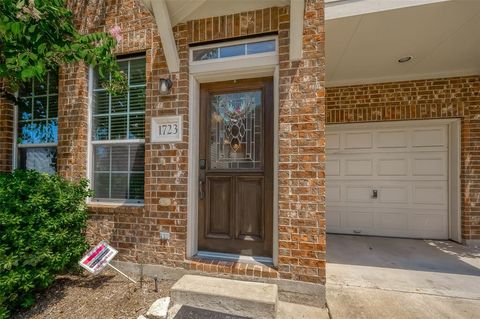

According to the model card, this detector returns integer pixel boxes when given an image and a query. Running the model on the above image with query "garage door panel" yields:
[345,159,373,176]
[342,210,375,229]
[413,156,447,177]
[377,213,409,230]
[412,128,447,148]
[326,185,341,202]
[346,186,373,203]
[326,121,449,239]
[326,209,341,228]
[378,186,409,204]
[376,130,408,148]
[377,158,408,176]
[413,185,447,205]
[345,132,373,149]
[410,213,448,232]
[326,159,340,176]
[326,133,340,150]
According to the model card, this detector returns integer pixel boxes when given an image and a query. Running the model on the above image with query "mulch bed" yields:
[13,269,173,319]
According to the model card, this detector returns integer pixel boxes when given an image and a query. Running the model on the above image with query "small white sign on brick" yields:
[151,115,183,143]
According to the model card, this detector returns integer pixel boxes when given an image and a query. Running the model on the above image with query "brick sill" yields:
[87,202,144,208]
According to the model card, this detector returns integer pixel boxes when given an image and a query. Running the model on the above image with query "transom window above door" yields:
[190,37,277,63]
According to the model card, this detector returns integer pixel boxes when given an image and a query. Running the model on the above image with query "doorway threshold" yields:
[196,250,273,267]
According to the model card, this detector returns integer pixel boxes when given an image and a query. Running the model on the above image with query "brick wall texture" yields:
[1,0,479,288]
[30,0,326,284]
[326,76,480,241]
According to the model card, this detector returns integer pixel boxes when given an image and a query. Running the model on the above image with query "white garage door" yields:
[326,121,449,239]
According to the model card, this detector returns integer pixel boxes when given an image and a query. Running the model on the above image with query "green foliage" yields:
[0,170,92,318]
[0,0,127,95]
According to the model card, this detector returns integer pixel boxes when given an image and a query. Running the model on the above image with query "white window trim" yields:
[87,57,147,205]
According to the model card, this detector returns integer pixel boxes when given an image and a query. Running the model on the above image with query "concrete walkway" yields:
[326,234,480,319]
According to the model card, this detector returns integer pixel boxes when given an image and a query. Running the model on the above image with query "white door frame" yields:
[186,41,280,265]
[325,118,462,242]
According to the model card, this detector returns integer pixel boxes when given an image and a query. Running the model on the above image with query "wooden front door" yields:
[198,77,273,257]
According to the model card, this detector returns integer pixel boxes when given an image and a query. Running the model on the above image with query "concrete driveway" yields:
[326,234,480,319]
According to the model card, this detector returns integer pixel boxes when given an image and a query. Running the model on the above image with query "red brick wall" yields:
[326,76,480,241]
[277,1,326,283]
[0,0,327,284]
[0,80,14,172]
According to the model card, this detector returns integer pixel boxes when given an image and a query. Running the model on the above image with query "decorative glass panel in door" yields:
[209,91,263,170]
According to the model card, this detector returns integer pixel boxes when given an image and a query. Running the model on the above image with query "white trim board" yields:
[187,42,280,264]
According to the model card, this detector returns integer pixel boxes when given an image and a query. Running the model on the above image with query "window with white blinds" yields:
[16,71,58,174]
[91,56,146,203]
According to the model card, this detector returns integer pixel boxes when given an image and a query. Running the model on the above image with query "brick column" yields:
[277,0,326,284]
[57,63,89,181]
[0,80,14,172]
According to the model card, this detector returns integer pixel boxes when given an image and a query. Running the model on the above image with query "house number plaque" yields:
[151,115,183,143]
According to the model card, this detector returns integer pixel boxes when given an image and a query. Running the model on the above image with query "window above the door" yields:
[190,36,277,64]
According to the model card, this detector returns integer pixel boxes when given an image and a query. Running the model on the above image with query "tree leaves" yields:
[0,0,127,94]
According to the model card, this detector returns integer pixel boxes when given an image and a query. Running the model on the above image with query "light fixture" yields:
[159,77,173,95]
[398,56,412,63]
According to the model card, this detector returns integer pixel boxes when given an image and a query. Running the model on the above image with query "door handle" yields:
[372,189,378,199]
[199,180,205,200]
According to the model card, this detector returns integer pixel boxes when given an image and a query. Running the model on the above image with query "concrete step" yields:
[170,275,278,319]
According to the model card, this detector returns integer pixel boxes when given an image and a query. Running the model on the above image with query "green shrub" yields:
[0,170,92,318]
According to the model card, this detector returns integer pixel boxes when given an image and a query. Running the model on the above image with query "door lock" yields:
[372,189,378,199]
[199,180,205,200]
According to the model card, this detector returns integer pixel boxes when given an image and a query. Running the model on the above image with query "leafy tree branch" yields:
[0,0,127,98]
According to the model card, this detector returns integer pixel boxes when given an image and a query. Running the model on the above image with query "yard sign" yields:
[79,240,117,273]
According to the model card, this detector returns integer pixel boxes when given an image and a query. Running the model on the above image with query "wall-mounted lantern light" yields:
[159,77,173,95]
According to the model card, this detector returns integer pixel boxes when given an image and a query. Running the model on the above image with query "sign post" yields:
[79,241,137,284]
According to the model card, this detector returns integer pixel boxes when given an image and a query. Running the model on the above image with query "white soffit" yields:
[165,0,290,26]
[326,0,480,86]
[325,0,451,20]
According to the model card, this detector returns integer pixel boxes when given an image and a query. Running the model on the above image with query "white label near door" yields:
[151,115,183,143]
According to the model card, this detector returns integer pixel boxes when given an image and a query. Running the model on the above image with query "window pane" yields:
[48,95,58,118]
[93,91,109,115]
[18,120,58,144]
[130,144,145,171]
[93,173,110,198]
[33,97,48,119]
[193,48,218,61]
[111,92,128,114]
[18,97,32,121]
[20,81,33,97]
[129,113,144,139]
[18,147,56,174]
[129,87,145,112]
[94,145,110,171]
[110,115,127,139]
[219,44,245,58]
[111,145,129,171]
[247,40,276,55]
[111,173,128,199]
[129,58,146,85]
[93,116,109,140]
[119,61,129,76]
[129,173,144,199]
[34,78,48,95]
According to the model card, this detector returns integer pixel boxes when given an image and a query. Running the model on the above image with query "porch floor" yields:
[326,234,480,318]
